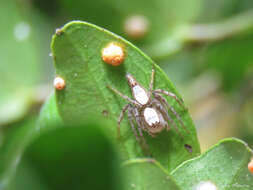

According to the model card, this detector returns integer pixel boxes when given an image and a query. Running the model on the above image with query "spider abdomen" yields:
[143,107,164,133]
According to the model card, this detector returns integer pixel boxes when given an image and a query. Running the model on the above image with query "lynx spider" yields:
[108,66,187,152]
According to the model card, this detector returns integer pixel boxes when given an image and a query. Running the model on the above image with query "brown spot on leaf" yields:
[102,110,109,117]
[184,144,193,153]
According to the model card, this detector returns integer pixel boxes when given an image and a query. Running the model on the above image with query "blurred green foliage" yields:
[1,0,253,189]
[10,125,121,190]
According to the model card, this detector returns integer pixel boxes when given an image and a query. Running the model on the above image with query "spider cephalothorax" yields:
[108,66,187,153]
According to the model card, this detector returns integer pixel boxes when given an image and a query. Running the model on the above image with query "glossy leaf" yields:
[171,138,253,190]
[51,21,200,171]
[0,94,61,189]
[0,117,37,189]
[123,158,180,190]
[8,122,122,190]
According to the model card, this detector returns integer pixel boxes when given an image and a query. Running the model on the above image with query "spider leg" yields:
[146,130,156,138]
[131,107,151,156]
[136,115,156,138]
[107,85,140,107]
[117,104,130,138]
[154,93,189,134]
[148,65,155,98]
[151,99,184,139]
[153,89,185,108]
[127,106,141,144]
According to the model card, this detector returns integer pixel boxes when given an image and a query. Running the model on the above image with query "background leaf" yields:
[196,0,253,22]
[57,0,202,47]
[123,158,180,190]
[0,117,37,189]
[198,35,253,92]
[171,138,253,190]
[8,123,122,190]
[0,1,40,125]
[0,94,60,189]
[0,0,54,126]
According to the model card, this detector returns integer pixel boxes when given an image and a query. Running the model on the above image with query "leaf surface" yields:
[51,21,200,171]
[123,158,180,190]
[10,123,122,190]
[171,138,253,190]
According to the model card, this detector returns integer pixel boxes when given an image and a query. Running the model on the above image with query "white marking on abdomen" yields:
[133,85,149,105]
[144,107,160,126]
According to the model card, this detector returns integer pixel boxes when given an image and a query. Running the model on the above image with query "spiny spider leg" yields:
[153,89,185,108]
[107,85,140,107]
[117,104,130,138]
[152,99,184,139]
[148,65,155,98]
[131,107,151,155]
[145,127,156,138]
[127,107,141,144]
[154,93,189,134]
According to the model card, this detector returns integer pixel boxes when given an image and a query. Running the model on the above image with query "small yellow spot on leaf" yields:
[102,42,125,66]
[54,76,65,90]
[55,28,63,36]
[248,158,253,174]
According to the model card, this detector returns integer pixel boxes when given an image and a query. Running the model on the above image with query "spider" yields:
[107,66,187,153]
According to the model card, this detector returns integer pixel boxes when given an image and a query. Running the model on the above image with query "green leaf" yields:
[171,138,253,190]
[37,93,63,133]
[0,1,45,126]
[123,158,180,190]
[199,35,253,91]
[1,95,122,190]
[0,0,52,126]
[0,117,37,189]
[9,123,122,190]
[0,94,60,189]
[51,21,200,171]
